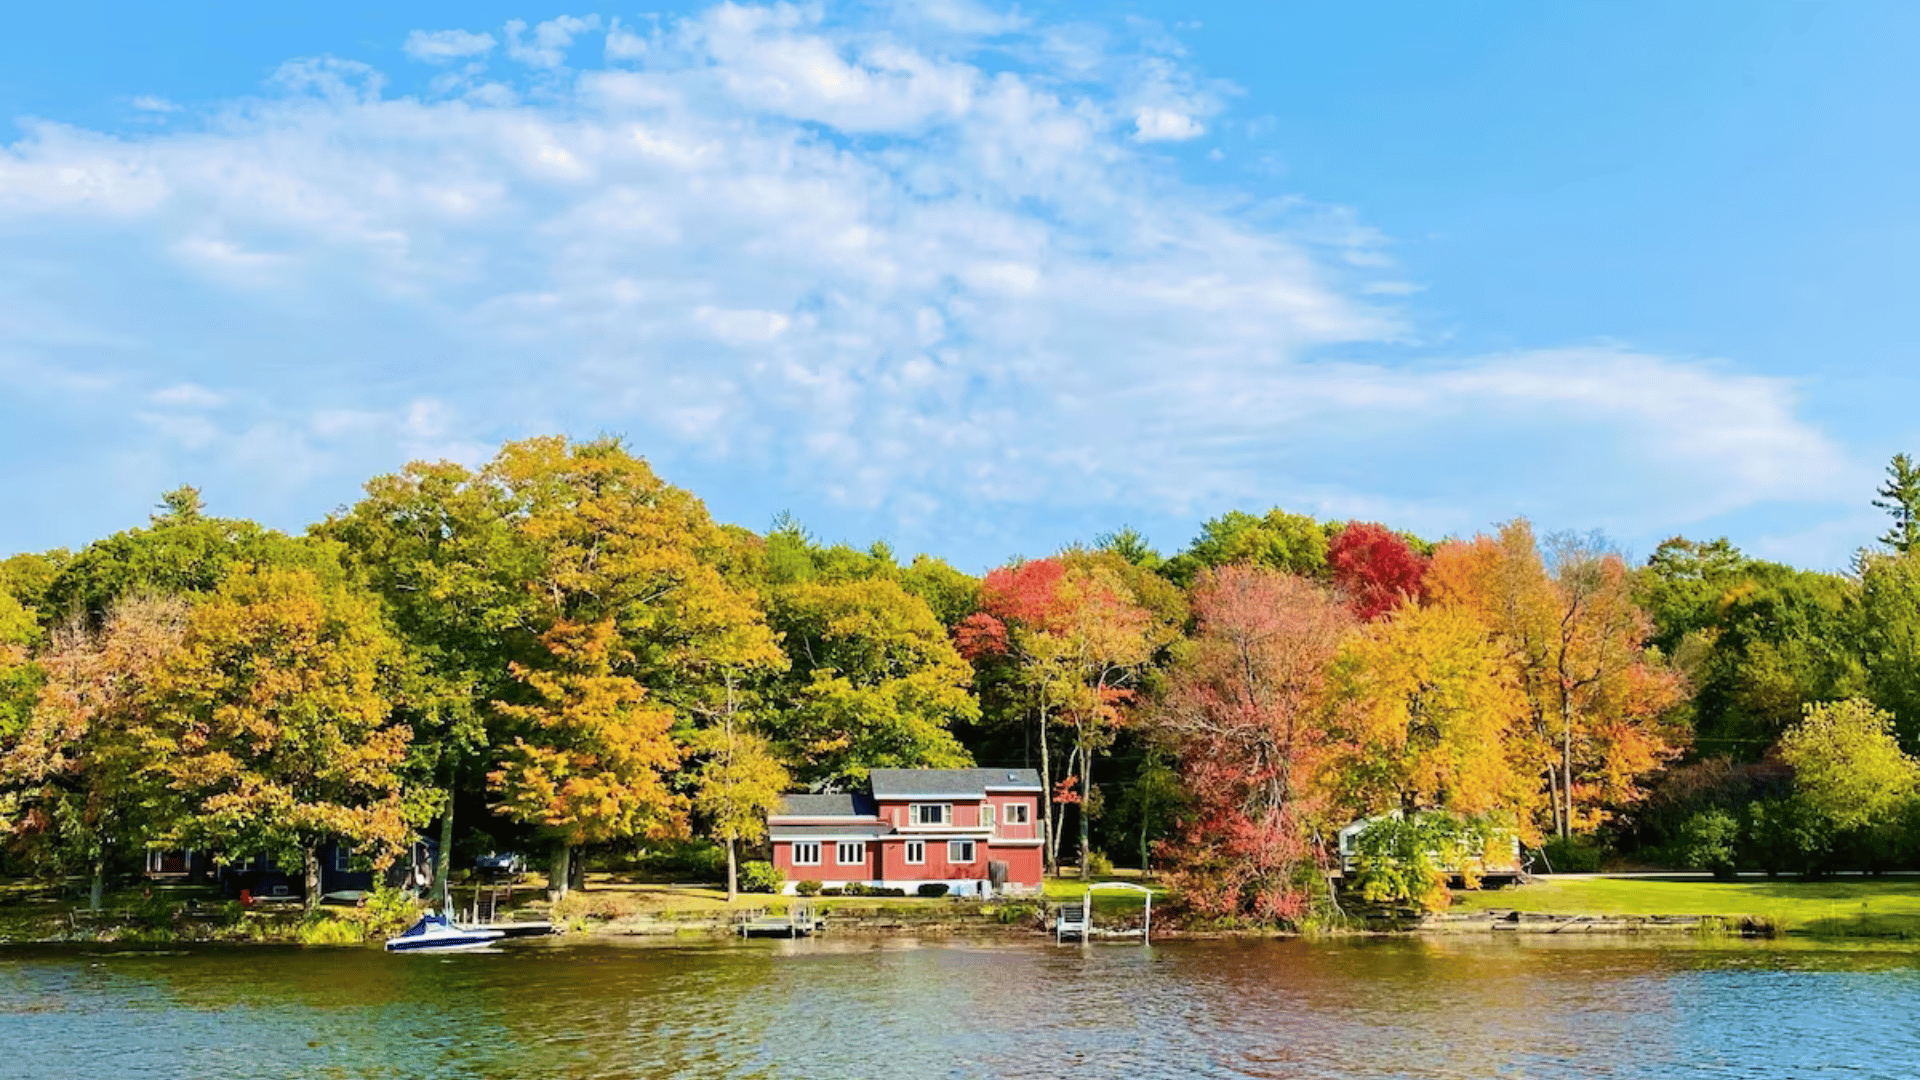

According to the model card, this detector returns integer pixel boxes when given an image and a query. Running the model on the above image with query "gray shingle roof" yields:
[774,793,878,818]
[867,768,1043,798]
[768,823,894,839]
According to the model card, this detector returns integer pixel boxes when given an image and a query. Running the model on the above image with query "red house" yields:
[768,768,1045,897]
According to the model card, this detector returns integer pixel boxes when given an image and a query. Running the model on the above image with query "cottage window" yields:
[793,842,821,866]
[1004,803,1031,825]
[912,804,951,826]
[949,840,976,864]
[905,841,925,864]
[836,842,865,866]
[332,845,353,873]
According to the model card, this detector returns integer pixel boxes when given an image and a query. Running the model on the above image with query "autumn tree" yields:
[1323,603,1532,824]
[483,437,784,899]
[490,619,683,897]
[1150,566,1353,921]
[958,554,1175,876]
[686,709,789,901]
[152,566,416,911]
[1,596,184,908]
[1327,521,1429,621]
[1428,521,1686,838]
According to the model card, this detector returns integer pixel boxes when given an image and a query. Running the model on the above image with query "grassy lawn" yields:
[1451,876,1920,938]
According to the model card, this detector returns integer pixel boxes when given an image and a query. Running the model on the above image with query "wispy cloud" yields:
[0,1,1858,567]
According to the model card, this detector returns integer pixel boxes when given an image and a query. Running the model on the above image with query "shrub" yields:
[820,887,845,897]
[739,861,784,894]
[1086,851,1115,878]
[1677,809,1741,879]
[916,883,950,898]
[1539,836,1603,874]
[794,880,823,896]
[993,902,1036,924]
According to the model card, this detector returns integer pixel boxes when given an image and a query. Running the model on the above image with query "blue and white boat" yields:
[384,913,505,953]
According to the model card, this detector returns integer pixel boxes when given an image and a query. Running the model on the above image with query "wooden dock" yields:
[736,906,820,938]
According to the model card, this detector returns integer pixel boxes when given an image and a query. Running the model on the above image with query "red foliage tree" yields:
[1150,565,1355,922]
[1328,522,1429,621]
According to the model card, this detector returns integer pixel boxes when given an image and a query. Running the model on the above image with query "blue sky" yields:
[2,0,1915,571]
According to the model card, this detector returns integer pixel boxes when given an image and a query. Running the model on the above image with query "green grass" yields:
[1043,875,1165,917]
[1451,876,1920,939]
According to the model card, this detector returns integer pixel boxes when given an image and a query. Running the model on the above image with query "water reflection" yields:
[1,937,1918,1079]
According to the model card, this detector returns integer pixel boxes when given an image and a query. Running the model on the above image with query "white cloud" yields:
[131,95,181,113]
[1132,105,1202,142]
[0,2,1858,567]
[404,29,499,63]
[504,15,601,69]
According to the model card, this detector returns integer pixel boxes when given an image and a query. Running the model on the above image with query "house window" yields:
[981,804,996,828]
[949,840,976,864]
[836,842,865,866]
[1004,803,1031,825]
[912,804,951,825]
[332,845,353,873]
[905,841,925,865]
[793,842,821,866]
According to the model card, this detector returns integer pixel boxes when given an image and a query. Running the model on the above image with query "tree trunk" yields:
[726,837,738,903]
[1561,714,1574,840]
[1139,807,1150,877]
[1078,735,1093,882]
[1037,694,1055,876]
[302,845,321,914]
[433,785,455,911]
[570,847,585,893]
[89,851,106,912]
[548,842,571,903]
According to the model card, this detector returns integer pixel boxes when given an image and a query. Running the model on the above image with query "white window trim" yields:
[332,845,352,873]
[910,803,952,826]
[1004,803,1031,825]
[982,804,996,828]
[792,842,821,866]
[836,842,865,866]
[904,841,925,865]
[949,840,976,864]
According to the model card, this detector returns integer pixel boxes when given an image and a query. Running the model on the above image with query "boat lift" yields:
[1055,882,1153,944]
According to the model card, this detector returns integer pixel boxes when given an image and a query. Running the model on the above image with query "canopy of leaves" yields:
[1328,521,1429,621]
[1780,698,1918,837]
[768,577,977,787]
[1163,509,1332,585]
[151,566,417,868]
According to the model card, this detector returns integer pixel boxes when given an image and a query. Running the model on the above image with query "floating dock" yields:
[736,906,820,938]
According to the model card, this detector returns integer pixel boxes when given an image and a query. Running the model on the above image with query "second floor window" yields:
[1003,803,1031,825]
[912,803,951,825]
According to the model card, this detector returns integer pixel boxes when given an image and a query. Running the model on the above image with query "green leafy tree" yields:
[768,578,976,788]
[1858,553,1920,748]
[1779,698,1918,870]
[687,710,789,901]
[1163,509,1332,585]
[1875,453,1920,554]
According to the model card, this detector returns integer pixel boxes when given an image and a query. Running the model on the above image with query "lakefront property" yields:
[768,768,1046,896]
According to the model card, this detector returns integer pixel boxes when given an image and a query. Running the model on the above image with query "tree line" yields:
[2,437,1919,920]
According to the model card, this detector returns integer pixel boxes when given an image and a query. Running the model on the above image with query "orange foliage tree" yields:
[1427,520,1686,837]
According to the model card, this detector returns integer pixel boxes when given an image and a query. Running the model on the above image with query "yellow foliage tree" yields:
[151,567,415,911]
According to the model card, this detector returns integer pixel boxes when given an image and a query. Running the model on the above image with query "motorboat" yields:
[384,912,505,953]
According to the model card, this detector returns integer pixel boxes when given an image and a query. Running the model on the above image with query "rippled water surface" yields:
[3,935,1918,1079]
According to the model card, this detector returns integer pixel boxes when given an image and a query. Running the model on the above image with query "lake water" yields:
[2,935,1917,1079]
